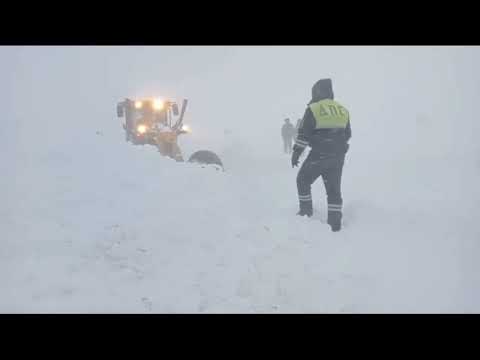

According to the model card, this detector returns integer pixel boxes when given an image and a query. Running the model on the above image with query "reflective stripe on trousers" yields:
[328,203,342,212]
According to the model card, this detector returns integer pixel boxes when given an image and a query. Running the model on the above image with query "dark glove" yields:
[291,150,301,168]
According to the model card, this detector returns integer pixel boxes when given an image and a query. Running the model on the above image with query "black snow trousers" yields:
[296,152,345,229]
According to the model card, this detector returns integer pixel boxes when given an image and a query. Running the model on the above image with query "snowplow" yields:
[116,97,223,170]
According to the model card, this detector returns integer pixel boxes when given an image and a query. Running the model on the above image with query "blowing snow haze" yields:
[1,46,480,313]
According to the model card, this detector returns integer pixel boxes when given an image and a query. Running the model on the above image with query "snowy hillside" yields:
[1,46,480,313]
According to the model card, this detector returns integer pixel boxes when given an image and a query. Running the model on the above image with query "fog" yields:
[1,46,479,312]
[4,46,480,158]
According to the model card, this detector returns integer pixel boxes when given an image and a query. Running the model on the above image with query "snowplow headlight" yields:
[137,124,147,134]
[181,124,190,133]
[153,99,164,111]
[135,101,143,109]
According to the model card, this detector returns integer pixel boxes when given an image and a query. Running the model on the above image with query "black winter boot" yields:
[327,211,342,232]
[297,201,313,217]
[297,208,313,217]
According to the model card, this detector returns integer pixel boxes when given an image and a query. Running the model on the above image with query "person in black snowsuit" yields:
[281,118,296,154]
[295,118,302,131]
[291,79,351,232]
[295,118,302,140]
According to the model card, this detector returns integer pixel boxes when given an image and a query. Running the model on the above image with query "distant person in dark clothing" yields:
[281,118,296,154]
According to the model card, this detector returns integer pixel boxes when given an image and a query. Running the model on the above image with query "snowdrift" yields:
[1,46,479,312]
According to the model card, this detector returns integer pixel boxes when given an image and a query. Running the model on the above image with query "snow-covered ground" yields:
[2,46,480,313]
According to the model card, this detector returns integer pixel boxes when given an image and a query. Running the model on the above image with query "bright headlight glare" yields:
[181,124,190,132]
[137,124,147,134]
[135,101,143,109]
[153,99,164,110]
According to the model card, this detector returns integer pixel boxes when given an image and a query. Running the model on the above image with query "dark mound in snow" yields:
[188,150,224,170]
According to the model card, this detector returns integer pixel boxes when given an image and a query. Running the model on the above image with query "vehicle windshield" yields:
[132,106,168,127]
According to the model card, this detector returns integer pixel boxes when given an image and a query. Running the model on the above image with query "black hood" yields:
[309,78,334,104]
